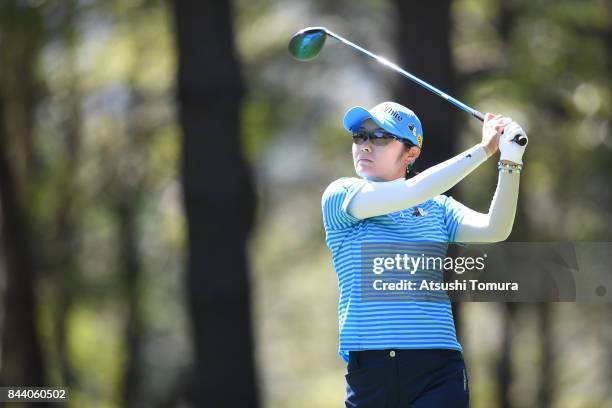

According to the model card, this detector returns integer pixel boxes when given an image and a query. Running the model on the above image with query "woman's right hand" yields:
[481,113,509,158]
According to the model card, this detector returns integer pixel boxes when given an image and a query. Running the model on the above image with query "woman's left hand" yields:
[499,121,528,165]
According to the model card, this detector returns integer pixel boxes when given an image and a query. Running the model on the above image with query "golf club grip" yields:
[513,134,528,146]
[475,110,527,146]
[473,110,486,122]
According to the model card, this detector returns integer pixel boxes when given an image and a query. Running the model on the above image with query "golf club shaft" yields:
[325,29,486,122]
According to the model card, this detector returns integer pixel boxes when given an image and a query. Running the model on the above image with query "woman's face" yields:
[352,119,420,181]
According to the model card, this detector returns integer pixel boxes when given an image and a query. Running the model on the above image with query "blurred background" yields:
[0,0,610,407]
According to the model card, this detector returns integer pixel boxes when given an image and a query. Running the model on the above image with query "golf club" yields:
[288,26,528,146]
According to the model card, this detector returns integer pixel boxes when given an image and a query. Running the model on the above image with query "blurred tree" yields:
[495,5,520,406]
[393,0,459,169]
[172,1,259,407]
[391,0,467,341]
[497,303,514,408]
[0,1,46,391]
[457,0,612,405]
[51,0,82,391]
[113,88,147,408]
[537,303,552,408]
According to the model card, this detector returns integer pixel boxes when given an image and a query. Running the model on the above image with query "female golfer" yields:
[321,101,527,408]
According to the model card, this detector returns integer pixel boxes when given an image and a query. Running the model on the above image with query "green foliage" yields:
[242,93,277,162]
[1,0,610,406]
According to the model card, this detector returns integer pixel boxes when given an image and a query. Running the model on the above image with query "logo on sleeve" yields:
[412,207,428,217]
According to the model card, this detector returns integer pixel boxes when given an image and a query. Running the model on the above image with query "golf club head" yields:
[288,27,328,61]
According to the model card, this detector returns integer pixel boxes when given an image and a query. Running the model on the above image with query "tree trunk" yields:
[53,10,81,388]
[536,303,552,408]
[172,1,259,407]
[392,0,465,342]
[498,303,515,408]
[392,0,458,170]
[118,88,148,408]
[0,2,46,391]
[0,101,46,390]
[117,195,144,408]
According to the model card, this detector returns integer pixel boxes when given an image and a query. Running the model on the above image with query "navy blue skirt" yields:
[345,349,469,408]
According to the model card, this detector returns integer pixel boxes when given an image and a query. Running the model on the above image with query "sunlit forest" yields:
[0,0,610,407]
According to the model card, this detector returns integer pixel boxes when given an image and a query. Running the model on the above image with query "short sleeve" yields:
[435,195,473,243]
[321,177,367,231]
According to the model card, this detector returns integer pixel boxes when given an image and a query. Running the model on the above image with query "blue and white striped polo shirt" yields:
[321,177,471,363]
